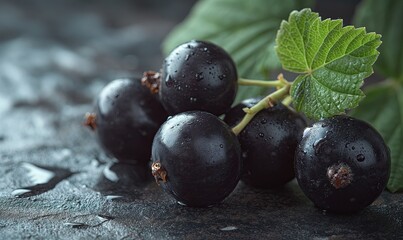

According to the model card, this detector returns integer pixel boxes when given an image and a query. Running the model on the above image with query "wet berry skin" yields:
[159,40,238,116]
[224,100,307,188]
[95,78,168,163]
[295,115,390,213]
[151,111,241,207]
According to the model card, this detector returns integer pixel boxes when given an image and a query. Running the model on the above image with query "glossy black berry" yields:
[151,111,241,207]
[94,78,168,163]
[295,115,390,213]
[224,100,307,188]
[159,40,238,116]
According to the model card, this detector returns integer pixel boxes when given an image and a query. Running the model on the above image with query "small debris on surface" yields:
[220,226,238,231]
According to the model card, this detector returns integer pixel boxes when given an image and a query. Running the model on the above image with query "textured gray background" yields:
[0,1,402,239]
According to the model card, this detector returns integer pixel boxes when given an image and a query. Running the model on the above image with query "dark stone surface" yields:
[0,1,402,239]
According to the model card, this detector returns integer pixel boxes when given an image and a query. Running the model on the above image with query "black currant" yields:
[295,115,390,213]
[224,100,307,188]
[92,78,168,163]
[159,40,238,116]
[151,111,242,207]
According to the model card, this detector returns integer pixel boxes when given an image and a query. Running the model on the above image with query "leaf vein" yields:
[310,73,362,97]
[311,21,340,68]
[312,34,379,73]
[282,26,307,69]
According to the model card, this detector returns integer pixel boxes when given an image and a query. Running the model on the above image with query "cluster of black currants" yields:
[86,40,390,213]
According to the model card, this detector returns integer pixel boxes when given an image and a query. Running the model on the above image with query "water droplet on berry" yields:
[313,138,330,155]
[195,72,204,81]
[219,144,223,148]
[185,54,190,61]
[242,152,248,158]
[218,74,226,80]
[258,132,264,138]
[260,119,267,124]
[190,97,197,103]
[203,47,208,52]
[166,75,174,88]
[356,154,365,162]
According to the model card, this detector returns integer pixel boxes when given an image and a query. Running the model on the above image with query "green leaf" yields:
[351,81,403,192]
[354,0,403,81]
[162,0,313,102]
[276,8,381,120]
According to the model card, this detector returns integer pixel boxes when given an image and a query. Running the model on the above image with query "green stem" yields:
[238,78,287,88]
[232,84,291,135]
[282,95,293,106]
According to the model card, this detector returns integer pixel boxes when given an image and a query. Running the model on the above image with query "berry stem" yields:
[282,95,293,106]
[238,74,289,88]
[238,78,285,88]
[232,84,291,135]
